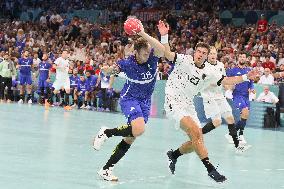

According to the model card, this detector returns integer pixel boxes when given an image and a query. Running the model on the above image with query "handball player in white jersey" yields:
[49,50,72,110]
[158,21,258,183]
[200,46,251,152]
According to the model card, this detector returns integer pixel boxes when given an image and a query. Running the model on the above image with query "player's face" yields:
[86,72,91,78]
[208,49,217,64]
[136,45,151,64]
[238,54,247,65]
[73,69,78,75]
[80,76,85,81]
[194,47,208,66]
[24,51,29,57]
[62,51,69,59]
[42,54,48,60]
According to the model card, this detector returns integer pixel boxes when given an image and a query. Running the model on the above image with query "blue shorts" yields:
[38,79,48,88]
[233,95,250,110]
[19,75,32,85]
[120,97,151,124]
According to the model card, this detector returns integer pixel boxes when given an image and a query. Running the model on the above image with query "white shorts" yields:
[53,77,70,91]
[203,97,233,120]
[165,94,201,129]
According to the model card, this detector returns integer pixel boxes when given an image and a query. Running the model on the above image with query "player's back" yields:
[117,50,159,100]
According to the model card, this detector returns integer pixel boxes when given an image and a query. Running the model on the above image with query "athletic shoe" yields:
[208,169,227,183]
[167,149,177,175]
[18,99,23,104]
[235,144,252,154]
[71,103,77,108]
[28,99,33,104]
[97,167,118,181]
[64,105,72,111]
[86,105,91,110]
[93,127,109,150]
[225,133,234,144]
[239,135,247,145]
[105,108,110,112]
[80,104,86,109]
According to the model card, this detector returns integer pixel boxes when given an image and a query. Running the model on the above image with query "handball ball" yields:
[124,18,142,35]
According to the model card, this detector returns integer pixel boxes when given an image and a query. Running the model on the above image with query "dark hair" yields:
[134,37,149,52]
[195,42,210,53]
[238,51,247,57]
[86,70,92,74]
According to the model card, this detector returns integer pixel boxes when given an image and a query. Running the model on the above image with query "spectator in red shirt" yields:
[95,63,103,75]
[257,14,268,33]
[83,59,94,74]
[262,55,276,71]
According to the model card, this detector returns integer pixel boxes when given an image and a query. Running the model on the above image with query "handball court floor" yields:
[0,103,284,189]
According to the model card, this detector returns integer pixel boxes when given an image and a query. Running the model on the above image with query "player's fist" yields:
[124,17,143,35]
[247,70,260,80]
[157,20,169,36]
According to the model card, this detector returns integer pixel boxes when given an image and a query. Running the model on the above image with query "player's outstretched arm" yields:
[157,20,175,61]
[219,70,259,86]
[137,21,165,57]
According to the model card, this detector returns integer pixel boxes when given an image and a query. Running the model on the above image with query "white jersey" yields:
[165,54,223,127]
[165,54,221,100]
[54,57,69,80]
[201,60,226,100]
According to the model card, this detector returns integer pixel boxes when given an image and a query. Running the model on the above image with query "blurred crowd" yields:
[0,0,284,108]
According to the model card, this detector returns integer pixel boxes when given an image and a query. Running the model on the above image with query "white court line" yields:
[276,169,284,171]
[240,170,249,172]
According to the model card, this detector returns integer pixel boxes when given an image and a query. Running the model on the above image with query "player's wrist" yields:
[242,74,249,81]
[161,34,169,44]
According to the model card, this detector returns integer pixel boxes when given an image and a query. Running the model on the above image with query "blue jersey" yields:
[70,75,79,88]
[117,49,159,100]
[86,75,98,89]
[39,61,51,81]
[18,58,33,76]
[15,35,26,54]
[77,80,90,92]
[226,67,254,97]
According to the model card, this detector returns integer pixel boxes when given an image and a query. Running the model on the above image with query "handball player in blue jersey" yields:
[226,52,255,144]
[38,53,52,104]
[69,68,79,107]
[76,75,91,108]
[92,20,165,181]
[17,50,33,104]
[85,70,99,110]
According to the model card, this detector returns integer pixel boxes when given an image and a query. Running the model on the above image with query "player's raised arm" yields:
[157,20,175,61]
[124,18,165,57]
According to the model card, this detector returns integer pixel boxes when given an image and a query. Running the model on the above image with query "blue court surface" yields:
[0,103,284,189]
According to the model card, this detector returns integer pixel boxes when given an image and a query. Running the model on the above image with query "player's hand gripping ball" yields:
[124,18,142,35]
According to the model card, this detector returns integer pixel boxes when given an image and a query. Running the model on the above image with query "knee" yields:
[242,108,249,119]
[225,115,235,124]
[212,118,222,128]
[132,124,145,137]
[124,137,136,144]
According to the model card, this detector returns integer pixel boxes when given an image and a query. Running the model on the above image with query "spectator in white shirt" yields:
[257,86,279,104]
[258,68,274,85]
